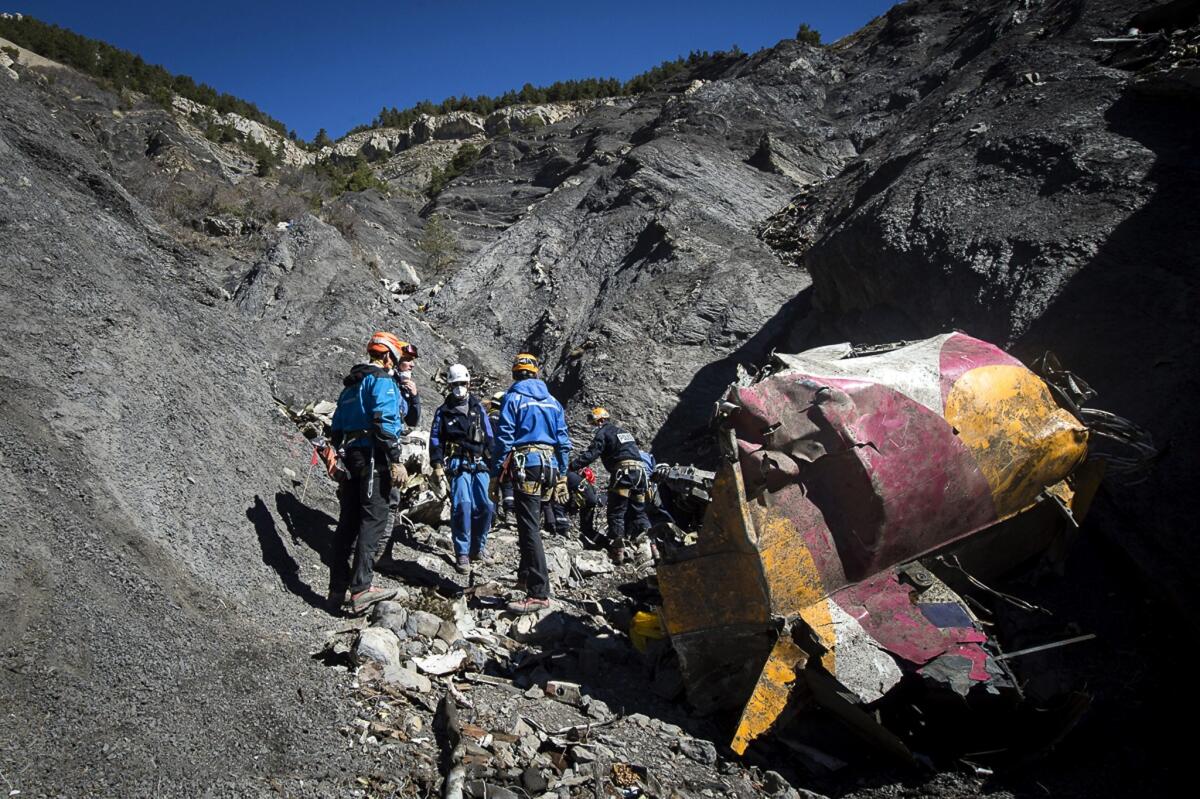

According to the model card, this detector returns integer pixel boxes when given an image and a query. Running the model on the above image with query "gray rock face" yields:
[0,59,393,796]
[678,736,718,766]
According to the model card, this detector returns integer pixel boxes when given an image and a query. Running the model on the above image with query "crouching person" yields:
[430,364,495,573]
[328,331,407,616]
[570,406,647,564]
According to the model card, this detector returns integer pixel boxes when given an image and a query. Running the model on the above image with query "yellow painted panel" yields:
[798,598,837,673]
[731,636,808,754]
[944,365,1088,519]
[696,461,759,554]
[749,503,829,616]
[659,552,771,637]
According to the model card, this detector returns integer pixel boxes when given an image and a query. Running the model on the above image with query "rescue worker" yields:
[393,341,421,427]
[328,331,407,615]
[570,468,602,547]
[492,353,571,614]
[429,364,495,573]
[487,391,515,522]
[569,407,647,564]
[541,467,600,541]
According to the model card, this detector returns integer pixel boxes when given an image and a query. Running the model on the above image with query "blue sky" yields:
[13,1,898,139]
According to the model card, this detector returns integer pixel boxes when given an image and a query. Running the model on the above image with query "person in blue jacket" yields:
[328,331,408,616]
[492,353,572,614]
[429,364,495,573]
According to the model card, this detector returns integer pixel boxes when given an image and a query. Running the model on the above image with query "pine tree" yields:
[418,214,459,273]
[796,23,822,45]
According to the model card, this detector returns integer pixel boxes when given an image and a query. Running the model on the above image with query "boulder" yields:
[406,609,444,639]
[383,664,432,693]
[370,602,408,631]
[355,628,400,669]
[678,737,718,766]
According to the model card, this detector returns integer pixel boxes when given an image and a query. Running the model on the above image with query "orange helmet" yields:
[367,331,414,363]
[512,352,539,376]
[590,407,610,423]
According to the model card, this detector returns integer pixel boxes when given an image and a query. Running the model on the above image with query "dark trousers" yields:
[579,504,597,544]
[542,500,569,536]
[331,447,391,596]
[624,499,651,538]
[606,464,648,544]
[607,490,642,543]
[514,465,551,599]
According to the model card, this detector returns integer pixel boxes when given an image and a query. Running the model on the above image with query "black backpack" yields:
[442,396,488,454]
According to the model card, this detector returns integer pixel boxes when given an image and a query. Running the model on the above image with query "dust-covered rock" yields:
[406,610,444,639]
[355,628,401,669]
[573,550,614,576]
[678,737,718,766]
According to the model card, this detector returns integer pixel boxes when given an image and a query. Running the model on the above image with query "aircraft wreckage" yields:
[657,332,1140,763]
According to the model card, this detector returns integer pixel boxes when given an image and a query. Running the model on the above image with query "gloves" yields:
[389,462,408,486]
[431,464,448,497]
[489,478,501,504]
[553,476,569,505]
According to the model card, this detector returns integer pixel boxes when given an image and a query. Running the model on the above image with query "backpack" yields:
[442,396,488,454]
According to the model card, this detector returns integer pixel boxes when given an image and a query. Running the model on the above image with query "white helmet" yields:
[447,363,470,384]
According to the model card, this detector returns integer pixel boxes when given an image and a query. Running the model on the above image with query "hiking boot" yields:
[471,547,494,565]
[506,596,551,615]
[349,586,397,616]
[455,554,471,574]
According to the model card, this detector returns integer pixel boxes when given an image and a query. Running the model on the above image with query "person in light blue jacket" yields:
[328,331,410,616]
[492,353,571,614]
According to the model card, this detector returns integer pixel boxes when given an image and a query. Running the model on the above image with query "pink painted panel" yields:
[937,332,1023,409]
[833,573,988,668]
[730,374,997,585]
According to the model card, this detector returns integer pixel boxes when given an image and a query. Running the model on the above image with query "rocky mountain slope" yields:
[2,0,1198,795]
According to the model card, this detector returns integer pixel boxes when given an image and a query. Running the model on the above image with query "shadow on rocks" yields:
[247,494,326,612]
[376,555,464,598]
[651,288,813,466]
[508,605,725,754]
[275,490,339,570]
